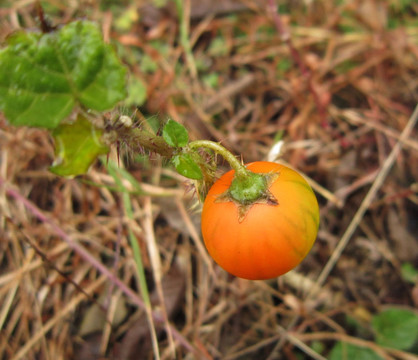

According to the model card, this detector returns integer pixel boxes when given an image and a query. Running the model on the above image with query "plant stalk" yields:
[188,140,248,178]
[106,126,176,158]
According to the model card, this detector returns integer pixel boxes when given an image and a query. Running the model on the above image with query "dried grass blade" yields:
[313,104,418,291]
[142,196,176,358]
[107,162,161,359]
[11,276,107,360]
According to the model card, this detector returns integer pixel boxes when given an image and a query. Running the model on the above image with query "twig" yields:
[298,332,417,360]
[175,0,197,78]
[107,161,161,359]
[142,196,176,358]
[175,197,215,277]
[267,104,418,358]
[266,0,307,74]
[313,104,418,290]
[266,0,328,127]
[276,326,328,360]
[335,107,418,152]
[8,219,109,315]
[12,276,108,360]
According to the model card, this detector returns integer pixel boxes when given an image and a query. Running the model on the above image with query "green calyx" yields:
[216,170,279,222]
[229,171,268,204]
[188,140,280,218]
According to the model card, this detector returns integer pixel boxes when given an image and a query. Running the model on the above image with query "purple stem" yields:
[0,177,201,357]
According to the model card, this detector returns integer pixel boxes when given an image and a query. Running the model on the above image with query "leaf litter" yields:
[0,0,417,359]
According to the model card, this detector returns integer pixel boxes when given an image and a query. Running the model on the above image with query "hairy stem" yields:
[105,126,176,158]
[188,140,248,178]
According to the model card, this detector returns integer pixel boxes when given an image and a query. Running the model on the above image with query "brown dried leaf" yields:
[78,292,128,337]
[357,0,388,30]
[388,208,418,262]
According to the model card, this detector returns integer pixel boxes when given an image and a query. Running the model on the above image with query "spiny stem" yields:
[188,140,248,178]
[105,126,175,158]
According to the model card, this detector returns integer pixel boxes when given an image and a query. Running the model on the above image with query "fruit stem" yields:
[104,126,176,158]
[188,140,249,179]
[188,140,271,204]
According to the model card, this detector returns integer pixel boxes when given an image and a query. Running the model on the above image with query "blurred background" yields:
[0,0,417,359]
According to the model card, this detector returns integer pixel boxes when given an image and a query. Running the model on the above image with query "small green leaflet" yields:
[50,115,109,177]
[0,21,127,129]
[163,119,189,148]
[172,154,202,180]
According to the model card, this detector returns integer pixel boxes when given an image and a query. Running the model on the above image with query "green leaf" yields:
[401,262,418,284]
[276,58,292,74]
[208,37,228,57]
[140,53,158,73]
[0,20,127,129]
[162,119,189,148]
[123,76,147,107]
[329,342,383,360]
[172,154,202,180]
[372,308,418,350]
[50,115,109,177]
[114,6,138,32]
[203,73,219,89]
